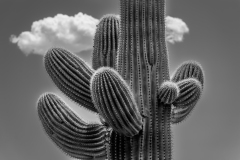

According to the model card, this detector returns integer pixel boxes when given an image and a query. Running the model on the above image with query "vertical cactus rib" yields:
[110,131,126,159]
[90,67,143,137]
[158,0,170,81]
[159,104,172,160]
[92,14,120,70]
[158,81,180,104]
[171,78,202,124]
[44,48,97,113]
[37,93,107,160]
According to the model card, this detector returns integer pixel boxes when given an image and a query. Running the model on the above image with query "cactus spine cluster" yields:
[37,0,205,160]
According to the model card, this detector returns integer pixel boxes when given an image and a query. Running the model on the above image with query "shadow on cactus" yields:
[37,0,205,159]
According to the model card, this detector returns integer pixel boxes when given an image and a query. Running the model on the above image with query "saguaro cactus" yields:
[37,1,204,160]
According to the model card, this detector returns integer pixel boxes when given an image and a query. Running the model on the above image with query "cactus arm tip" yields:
[44,47,98,113]
[158,81,180,104]
[90,67,143,137]
[92,14,120,70]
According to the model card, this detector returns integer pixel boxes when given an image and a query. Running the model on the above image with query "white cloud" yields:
[10,12,99,56]
[10,13,188,56]
[165,16,189,43]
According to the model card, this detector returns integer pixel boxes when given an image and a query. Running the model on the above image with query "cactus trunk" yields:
[113,0,172,159]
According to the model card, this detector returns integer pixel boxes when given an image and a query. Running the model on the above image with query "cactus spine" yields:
[37,0,205,160]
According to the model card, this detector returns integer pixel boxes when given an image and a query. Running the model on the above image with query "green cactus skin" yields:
[92,14,120,70]
[44,48,97,113]
[37,0,205,159]
[37,93,108,159]
[158,81,179,104]
[90,67,142,137]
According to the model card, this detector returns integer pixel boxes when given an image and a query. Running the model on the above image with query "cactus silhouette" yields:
[37,0,204,160]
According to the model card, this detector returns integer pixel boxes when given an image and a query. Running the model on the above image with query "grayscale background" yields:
[0,0,239,160]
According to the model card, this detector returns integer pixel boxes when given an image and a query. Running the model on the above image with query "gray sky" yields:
[0,0,240,160]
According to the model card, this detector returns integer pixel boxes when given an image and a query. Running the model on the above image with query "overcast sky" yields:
[1,0,240,160]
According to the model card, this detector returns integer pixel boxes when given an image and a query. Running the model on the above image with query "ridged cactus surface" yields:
[37,0,205,160]
[37,93,108,159]
[158,81,179,104]
[92,15,119,70]
[90,67,142,137]
[44,48,96,113]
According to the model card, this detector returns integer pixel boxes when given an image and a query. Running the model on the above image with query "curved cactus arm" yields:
[171,61,204,87]
[90,67,143,137]
[44,48,97,113]
[158,81,180,104]
[92,14,120,70]
[171,78,202,124]
[37,93,109,160]
[170,61,204,124]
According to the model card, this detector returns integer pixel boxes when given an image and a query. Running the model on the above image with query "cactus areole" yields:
[37,0,204,160]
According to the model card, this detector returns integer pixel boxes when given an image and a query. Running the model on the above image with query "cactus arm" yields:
[171,78,202,124]
[171,61,204,87]
[44,48,98,113]
[90,67,143,137]
[92,15,120,70]
[37,93,108,160]
[170,61,204,124]
[158,81,180,104]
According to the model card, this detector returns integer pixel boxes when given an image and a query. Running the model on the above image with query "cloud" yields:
[165,16,189,43]
[10,13,188,56]
[10,12,99,56]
